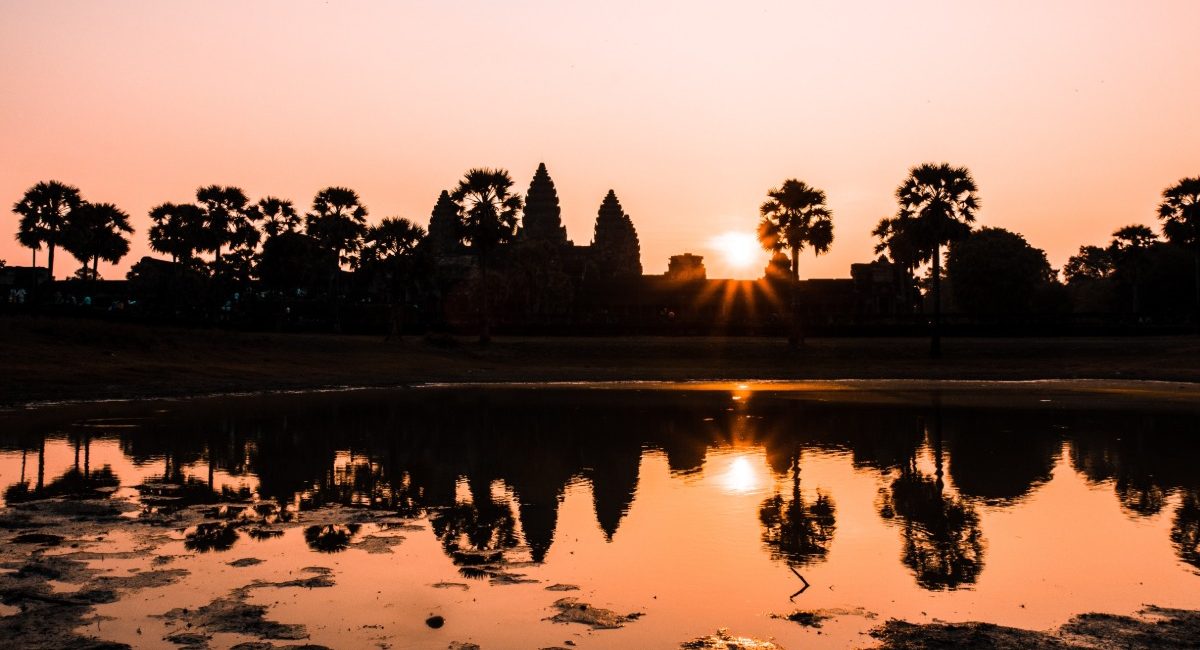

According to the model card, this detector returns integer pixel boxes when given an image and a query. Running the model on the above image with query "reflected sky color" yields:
[2,1,1199,280]
[1,386,1198,647]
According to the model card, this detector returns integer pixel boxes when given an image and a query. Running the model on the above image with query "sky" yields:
[2,0,1198,280]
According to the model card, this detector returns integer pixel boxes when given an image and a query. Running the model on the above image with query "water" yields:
[1,384,1198,648]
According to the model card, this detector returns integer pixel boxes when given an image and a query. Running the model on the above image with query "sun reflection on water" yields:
[720,454,763,494]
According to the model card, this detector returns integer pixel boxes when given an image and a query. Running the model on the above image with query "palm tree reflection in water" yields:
[759,445,837,567]
[878,409,985,590]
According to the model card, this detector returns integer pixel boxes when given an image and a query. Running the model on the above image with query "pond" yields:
[1,383,1198,648]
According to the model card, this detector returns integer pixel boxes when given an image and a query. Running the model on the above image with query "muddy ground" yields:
[4,316,1200,405]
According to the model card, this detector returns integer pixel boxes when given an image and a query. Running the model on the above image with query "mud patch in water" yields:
[871,605,1200,649]
[158,588,309,641]
[547,597,643,629]
[680,628,783,649]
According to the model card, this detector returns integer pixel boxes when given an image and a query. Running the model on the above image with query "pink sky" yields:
[2,0,1198,280]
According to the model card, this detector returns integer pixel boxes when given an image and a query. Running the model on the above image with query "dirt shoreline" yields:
[3,316,1200,407]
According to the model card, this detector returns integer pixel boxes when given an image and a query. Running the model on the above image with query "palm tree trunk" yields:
[30,248,38,305]
[1193,247,1200,334]
[92,256,99,283]
[791,443,801,502]
[479,252,491,344]
[47,238,56,282]
[931,398,944,490]
[788,252,800,348]
[37,438,45,491]
[330,255,342,333]
[931,242,942,359]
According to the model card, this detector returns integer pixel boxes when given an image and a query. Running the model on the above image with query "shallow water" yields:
[1,384,1198,648]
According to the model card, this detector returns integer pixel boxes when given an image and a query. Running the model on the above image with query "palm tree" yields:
[14,215,44,293]
[195,185,257,272]
[894,163,979,358]
[12,180,82,281]
[757,179,834,347]
[365,217,425,261]
[305,187,368,270]
[61,202,134,281]
[257,196,301,239]
[148,202,206,265]
[450,168,522,343]
[306,187,368,330]
[1109,225,1157,316]
[363,217,427,339]
[1158,177,1200,325]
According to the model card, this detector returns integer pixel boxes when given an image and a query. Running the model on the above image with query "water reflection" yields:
[878,412,985,590]
[1,387,1198,591]
[1172,489,1200,573]
[759,447,836,566]
[431,479,521,570]
[721,455,762,494]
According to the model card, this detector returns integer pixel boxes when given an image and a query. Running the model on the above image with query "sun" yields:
[710,231,764,274]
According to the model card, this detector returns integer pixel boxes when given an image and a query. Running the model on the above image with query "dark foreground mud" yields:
[870,606,1200,649]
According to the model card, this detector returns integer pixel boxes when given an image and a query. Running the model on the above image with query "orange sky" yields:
[2,1,1198,280]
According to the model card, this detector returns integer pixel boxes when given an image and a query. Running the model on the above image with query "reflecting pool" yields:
[1,383,1198,648]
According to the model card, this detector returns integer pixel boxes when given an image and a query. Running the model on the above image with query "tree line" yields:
[8,164,1200,348]
[756,165,1199,354]
[8,165,644,340]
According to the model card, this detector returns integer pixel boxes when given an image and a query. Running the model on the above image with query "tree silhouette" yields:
[195,185,258,272]
[450,168,522,343]
[427,190,464,255]
[945,227,1055,315]
[61,202,134,281]
[12,180,82,280]
[306,187,369,270]
[872,214,922,309]
[256,230,325,298]
[14,213,44,277]
[256,196,300,239]
[757,179,834,347]
[758,447,836,566]
[1157,177,1200,325]
[521,162,568,246]
[894,163,979,357]
[148,202,206,265]
[1109,225,1158,315]
[362,217,427,339]
[1064,245,1114,282]
[591,190,642,280]
[763,251,790,281]
[305,187,368,328]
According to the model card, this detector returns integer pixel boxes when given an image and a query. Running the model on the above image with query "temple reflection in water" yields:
[2,386,1198,590]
